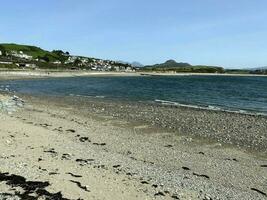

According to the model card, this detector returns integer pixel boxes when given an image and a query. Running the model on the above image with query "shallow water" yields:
[1,75,266,115]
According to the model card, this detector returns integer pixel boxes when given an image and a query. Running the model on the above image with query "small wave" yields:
[69,94,105,99]
[154,99,267,116]
[208,105,222,111]
[95,96,105,98]
[155,99,202,109]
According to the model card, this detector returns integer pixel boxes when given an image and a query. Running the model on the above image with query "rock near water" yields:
[0,95,24,114]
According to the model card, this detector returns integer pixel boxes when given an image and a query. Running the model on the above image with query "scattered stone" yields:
[171,194,180,199]
[67,172,82,178]
[164,144,173,148]
[70,180,90,192]
[204,194,213,200]
[48,172,59,176]
[40,123,51,128]
[79,137,90,142]
[66,129,76,133]
[95,164,106,169]
[182,167,190,171]
[226,158,238,162]
[193,172,210,179]
[130,156,138,161]
[53,127,63,132]
[62,153,71,160]
[251,188,266,196]
[75,158,94,166]
[126,172,133,176]
[43,148,57,157]
[93,142,106,146]
[140,181,149,184]
[154,191,165,196]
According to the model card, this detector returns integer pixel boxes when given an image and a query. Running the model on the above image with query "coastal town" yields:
[0,45,136,72]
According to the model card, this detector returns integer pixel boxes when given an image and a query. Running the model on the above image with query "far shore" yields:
[0,69,266,80]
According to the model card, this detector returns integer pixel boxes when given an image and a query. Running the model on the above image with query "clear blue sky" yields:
[1,0,267,68]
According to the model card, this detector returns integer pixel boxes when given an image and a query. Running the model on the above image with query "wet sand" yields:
[0,93,266,200]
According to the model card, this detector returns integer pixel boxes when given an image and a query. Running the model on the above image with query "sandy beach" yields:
[0,90,266,200]
[1,1,267,199]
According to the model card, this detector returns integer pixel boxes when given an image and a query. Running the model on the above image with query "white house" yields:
[9,50,33,60]
[25,63,37,68]
[52,60,61,65]
[0,51,2,56]
[0,61,12,65]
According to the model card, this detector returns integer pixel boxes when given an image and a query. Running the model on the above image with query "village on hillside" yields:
[0,47,136,72]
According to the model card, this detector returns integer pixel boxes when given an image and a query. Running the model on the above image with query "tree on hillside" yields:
[52,50,65,55]
[38,55,50,62]
[74,58,82,66]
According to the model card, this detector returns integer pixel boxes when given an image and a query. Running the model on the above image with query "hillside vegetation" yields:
[0,43,132,71]
[142,60,225,73]
[0,43,65,62]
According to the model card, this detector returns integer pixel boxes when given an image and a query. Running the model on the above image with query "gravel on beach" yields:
[47,95,267,153]
[0,93,266,200]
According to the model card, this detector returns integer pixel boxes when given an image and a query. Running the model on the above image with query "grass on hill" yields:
[0,43,68,62]
[142,66,225,73]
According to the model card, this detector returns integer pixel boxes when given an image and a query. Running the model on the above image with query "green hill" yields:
[0,43,132,70]
[0,43,67,62]
[145,60,191,69]
[142,60,225,73]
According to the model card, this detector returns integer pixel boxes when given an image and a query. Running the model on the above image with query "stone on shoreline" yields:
[0,94,24,114]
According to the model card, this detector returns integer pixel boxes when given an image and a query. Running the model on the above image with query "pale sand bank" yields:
[0,70,266,81]
[0,94,266,199]
[0,70,139,80]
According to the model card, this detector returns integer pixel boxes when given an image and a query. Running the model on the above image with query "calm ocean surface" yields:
[1,75,267,115]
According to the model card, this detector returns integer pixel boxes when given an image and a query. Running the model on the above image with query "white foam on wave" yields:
[155,99,204,109]
[154,99,267,116]
[95,96,105,98]
[69,94,105,99]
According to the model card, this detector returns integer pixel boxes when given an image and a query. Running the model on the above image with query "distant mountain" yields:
[145,59,191,68]
[248,66,267,71]
[131,61,144,68]
[142,59,224,73]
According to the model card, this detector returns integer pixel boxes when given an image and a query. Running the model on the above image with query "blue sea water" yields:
[0,75,267,115]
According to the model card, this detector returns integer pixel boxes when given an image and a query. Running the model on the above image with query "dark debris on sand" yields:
[0,172,70,200]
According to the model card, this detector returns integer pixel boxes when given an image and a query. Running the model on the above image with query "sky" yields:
[1,0,267,68]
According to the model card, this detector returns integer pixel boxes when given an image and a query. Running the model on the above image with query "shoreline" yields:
[0,75,266,153]
[0,93,267,199]
[4,92,267,153]
[0,70,266,81]
[0,74,267,199]
[31,94,267,153]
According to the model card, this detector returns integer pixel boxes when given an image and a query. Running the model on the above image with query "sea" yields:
[0,75,266,115]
